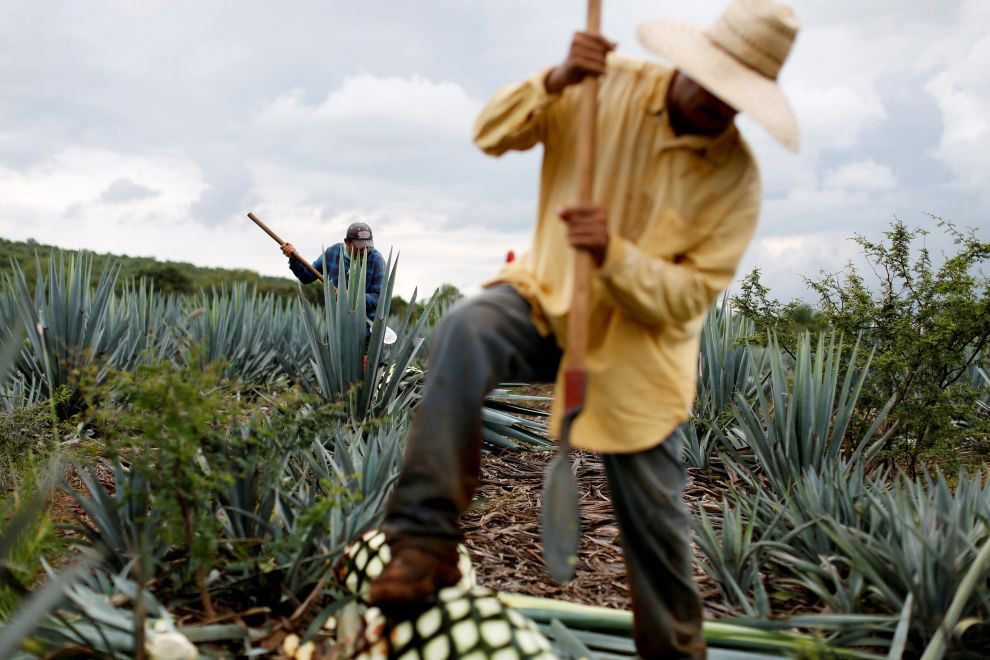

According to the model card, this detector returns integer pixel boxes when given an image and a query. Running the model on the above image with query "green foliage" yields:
[733,270,828,348]
[0,391,70,493]
[0,470,60,619]
[734,219,990,471]
[132,264,194,295]
[86,359,254,613]
[0,235,309,301]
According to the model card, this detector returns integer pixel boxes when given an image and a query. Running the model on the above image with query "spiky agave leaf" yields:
[698,297,763,418]
[695,495,775,617]
[818,469,990,650]
[757,460,890,618]
[0,560,95,659]
[6,253,124,397]
[62,461,168,573]
[108,277,182,371]
[298,250,436,420]
[0,461,104,659]
[272,423,406,594]
[20,567,246,659]
[181,283,283,386]
[678,417,722,469]
[725,332,893,494]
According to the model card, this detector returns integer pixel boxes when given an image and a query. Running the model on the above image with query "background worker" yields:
[282,221,386,326]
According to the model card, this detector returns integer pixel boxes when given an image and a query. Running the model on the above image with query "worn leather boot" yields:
[368,540,461,613]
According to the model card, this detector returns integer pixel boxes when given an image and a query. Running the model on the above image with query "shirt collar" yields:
[647,69,739,166]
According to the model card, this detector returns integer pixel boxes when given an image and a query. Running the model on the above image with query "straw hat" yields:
[637,0,800,152]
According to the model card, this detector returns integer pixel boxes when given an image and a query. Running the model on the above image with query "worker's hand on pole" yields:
[545,31,616,95]
[559,204,609,267]
[281,242,310,267]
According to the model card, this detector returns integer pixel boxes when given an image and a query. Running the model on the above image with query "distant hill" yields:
[0,236,321,302]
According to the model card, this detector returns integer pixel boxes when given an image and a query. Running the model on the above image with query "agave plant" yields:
[678,417,737,470]
[726,332,893,494]
[965,354,989,419]
[6,254,124,398]
[2,254,181,404]
[274,422,405,591]
[695,495,776,617]
[110,277,182,371]
[272,297,315,385]
[298,249,436,420]
[820,469,990,650]
[63,461,169,574]
[181,283,285,386]
[760,460,889,617]
[697,298,763,420]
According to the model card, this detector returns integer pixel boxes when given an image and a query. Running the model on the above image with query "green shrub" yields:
[734,218,990,472]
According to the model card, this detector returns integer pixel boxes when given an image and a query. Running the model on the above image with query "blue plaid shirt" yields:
[289,243,386,323]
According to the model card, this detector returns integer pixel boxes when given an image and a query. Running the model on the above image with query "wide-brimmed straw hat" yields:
[637,0,800,152]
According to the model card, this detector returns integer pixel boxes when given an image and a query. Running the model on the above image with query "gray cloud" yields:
[0,0,986,301]
[100,177,159,203]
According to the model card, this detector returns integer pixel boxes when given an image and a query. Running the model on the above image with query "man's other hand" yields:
[545,31,616,94]
[560,204,609,266]
[281,243,296,258]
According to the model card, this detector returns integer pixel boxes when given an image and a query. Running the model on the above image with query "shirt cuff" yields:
[599,234,632,279]
[528,67,560,110]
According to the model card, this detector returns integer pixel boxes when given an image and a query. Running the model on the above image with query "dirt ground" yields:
[461,446,735,618]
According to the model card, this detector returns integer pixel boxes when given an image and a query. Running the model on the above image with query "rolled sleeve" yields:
[472,68,561,156]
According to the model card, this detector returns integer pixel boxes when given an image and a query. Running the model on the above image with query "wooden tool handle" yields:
[247,212,286,246]
[564,0,601,369]
[247,212,324,282]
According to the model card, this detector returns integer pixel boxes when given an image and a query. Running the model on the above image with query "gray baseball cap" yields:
[345,221,374,249]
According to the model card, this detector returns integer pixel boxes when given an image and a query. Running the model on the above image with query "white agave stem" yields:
[500,592,886,658]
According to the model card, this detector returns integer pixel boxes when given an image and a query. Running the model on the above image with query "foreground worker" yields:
[282,221,386,325]
[371,1,800,656]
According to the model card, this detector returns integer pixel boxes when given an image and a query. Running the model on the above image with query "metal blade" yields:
[541,368,585,582]
[541,448,581,582]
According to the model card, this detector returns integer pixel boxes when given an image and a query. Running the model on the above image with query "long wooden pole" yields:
[565,0,600,375]
[562,0,601,428]
[247,212,324,282]
[542,0,602,585]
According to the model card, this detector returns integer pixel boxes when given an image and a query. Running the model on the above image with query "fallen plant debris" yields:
[461,447,733,618]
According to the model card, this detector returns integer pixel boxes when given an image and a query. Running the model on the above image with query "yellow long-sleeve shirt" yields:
[474,54,762,454]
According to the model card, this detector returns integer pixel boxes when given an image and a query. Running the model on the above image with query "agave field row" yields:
[1,251,989,658]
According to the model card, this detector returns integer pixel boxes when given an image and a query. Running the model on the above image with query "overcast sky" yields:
[1,1,987,300]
